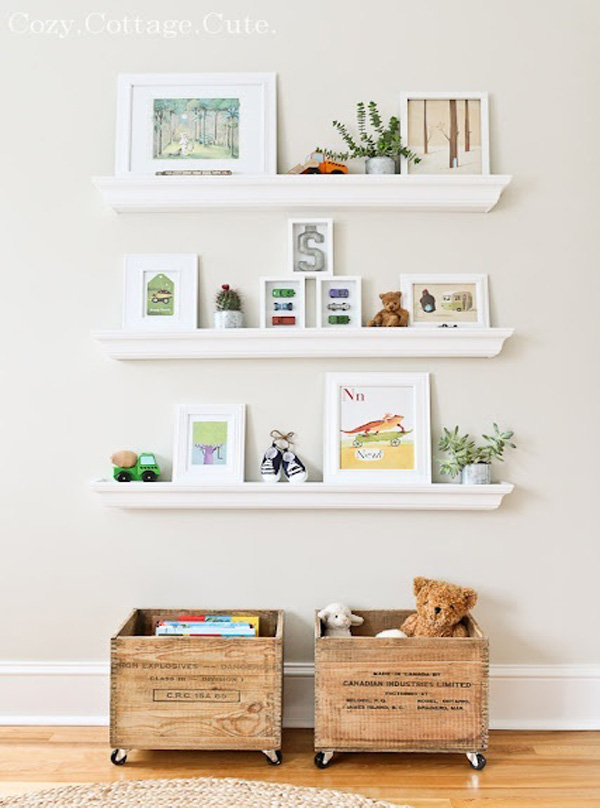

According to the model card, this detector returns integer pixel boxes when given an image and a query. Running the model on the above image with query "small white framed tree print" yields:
[399,92,490,175]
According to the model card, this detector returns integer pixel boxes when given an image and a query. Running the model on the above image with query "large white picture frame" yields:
[324,373,431,485]
[173,404,245,484]
[400,273,490,328]
[399,92,490,175]
[123,254,198,331]
[116,73,277,176]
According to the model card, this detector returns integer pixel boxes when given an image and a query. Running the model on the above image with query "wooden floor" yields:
[0,728,598,808]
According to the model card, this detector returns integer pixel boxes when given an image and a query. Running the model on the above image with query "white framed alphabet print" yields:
[288,218,333,277]
[123,254,198,331]
[324,373,431,485]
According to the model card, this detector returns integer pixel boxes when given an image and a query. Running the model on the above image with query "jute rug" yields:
[0,776,402,808]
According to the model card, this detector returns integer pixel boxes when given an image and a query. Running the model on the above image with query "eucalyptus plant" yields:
[438,424,516,479]
[317,101,421,164]
[215,284,242,312]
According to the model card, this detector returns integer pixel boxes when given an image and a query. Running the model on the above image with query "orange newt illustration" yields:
[341,413,406,436]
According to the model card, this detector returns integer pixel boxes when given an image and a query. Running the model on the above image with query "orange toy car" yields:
[287,151,348,175]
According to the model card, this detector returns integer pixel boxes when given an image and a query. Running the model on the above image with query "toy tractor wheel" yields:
[330,170,344,174]
[141,471,158,482]
[116,472,132,482]
[304,167,320,174]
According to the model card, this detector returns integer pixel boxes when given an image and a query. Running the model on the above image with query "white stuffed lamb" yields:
[318,603,364,638]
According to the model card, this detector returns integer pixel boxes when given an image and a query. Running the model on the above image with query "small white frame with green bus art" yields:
[123,254,198,331]
[400,273,489,328]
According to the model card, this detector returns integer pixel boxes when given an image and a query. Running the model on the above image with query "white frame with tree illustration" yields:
[173,404,246,484]
[399,92,490,175]
[116,73,277,176]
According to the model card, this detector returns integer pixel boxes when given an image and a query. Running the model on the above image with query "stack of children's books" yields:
[155,614,259,637]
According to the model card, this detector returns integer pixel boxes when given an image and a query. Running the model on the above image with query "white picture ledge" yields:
[92,174,512,214]
[91,481,514,511]
[92,327,514,360]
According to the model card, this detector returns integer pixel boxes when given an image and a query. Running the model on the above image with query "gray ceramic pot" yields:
[365,156,396,174]
[214,310,244,329]
[461,463,492,485]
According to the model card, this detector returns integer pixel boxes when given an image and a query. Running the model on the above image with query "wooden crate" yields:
[314,609,488,754]
[111,608,283,752]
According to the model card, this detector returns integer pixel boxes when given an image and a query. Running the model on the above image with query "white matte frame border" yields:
[172,404,246,484]
[323,372,432,485]
[259,277,306,329]
[315,276,362,328]
[116,73,277,176]
[287,218,334,278]
[399,91,490,175]
[123,254,198,331]
[400,273,490,328]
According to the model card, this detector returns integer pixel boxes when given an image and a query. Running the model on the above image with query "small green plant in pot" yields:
[318,101,421,174]
[214,284,243,329]
[438,423,516,485]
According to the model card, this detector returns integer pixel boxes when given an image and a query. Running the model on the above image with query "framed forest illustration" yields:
[116,73,277,176]
[399,92,490,175]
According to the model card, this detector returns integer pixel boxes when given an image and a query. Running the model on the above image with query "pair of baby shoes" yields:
[261,443,307,484]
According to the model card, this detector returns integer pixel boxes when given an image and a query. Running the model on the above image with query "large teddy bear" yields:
[367,291,409,328]
[401,577,478,638]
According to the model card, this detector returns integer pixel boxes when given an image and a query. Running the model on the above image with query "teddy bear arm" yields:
[451,622,469,637]
[400,613,418,636]
[367,311,384,327]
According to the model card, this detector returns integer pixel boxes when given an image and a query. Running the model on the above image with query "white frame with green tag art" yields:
[123,254,198,331]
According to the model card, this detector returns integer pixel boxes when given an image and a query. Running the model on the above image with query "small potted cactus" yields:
[214,284,243,329]
[438,423,516,485]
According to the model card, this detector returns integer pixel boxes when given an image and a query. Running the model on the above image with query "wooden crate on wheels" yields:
[314,609,488,770]
[110,608,284,766]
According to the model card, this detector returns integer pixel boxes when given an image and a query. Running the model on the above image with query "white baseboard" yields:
[0,662,597,730]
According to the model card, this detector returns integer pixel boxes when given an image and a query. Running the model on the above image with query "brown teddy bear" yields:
[367,291,409,327]
[401,577,478,638]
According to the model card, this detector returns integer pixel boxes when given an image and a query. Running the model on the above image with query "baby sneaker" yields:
[261,444,283,483]
[282,450,307,484]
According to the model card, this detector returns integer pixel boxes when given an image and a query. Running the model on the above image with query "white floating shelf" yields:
[92,327,513,360]
[91,481,514,511]
[92,174,512,214]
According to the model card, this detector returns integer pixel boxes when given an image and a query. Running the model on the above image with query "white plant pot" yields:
[461,463,492,485]
[365,156,396,174]
[214,310,243,329]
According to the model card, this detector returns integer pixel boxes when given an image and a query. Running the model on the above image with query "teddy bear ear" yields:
[379,293,385,300]
[463,588,478,610]
[413,577,430,595]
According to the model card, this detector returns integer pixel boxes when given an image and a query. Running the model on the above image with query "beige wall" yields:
[1,0,598,667]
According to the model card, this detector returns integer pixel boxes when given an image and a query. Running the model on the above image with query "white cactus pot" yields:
[214,310,244,329]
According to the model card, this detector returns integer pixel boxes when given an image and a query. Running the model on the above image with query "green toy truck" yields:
[112,451,161,483]
[328,315,351,325]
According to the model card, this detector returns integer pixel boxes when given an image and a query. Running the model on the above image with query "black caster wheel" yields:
[314,752,332,769]
[264,750,282,766]
[467,752,487,770]
[110,749,127,766]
